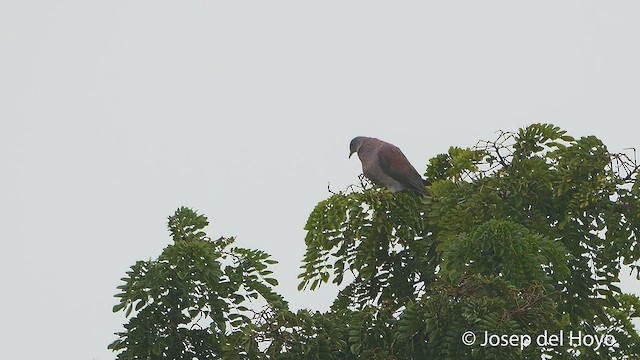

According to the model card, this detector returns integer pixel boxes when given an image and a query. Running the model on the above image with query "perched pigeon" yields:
[349,136,429,196]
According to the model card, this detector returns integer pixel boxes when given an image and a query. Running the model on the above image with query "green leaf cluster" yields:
[296,123,640,358]
[109,207,285,359]
[111,124,640,359]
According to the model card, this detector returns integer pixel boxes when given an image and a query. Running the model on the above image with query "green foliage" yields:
[299,190,435,310]
[111,124,640,359]
[298,123,640,358]
[109,207,285,359]
[440,219,570,288]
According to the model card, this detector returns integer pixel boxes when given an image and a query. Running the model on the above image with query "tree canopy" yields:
[111,124,640,359]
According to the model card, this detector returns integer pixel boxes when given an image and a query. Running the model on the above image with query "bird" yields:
[349,136,429,196]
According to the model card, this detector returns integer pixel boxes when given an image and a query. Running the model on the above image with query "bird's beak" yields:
[349,151,354,159]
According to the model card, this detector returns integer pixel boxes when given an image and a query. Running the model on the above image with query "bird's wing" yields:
[378,144,429,196]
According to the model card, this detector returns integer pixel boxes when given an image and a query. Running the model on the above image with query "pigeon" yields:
[349,136,429,196]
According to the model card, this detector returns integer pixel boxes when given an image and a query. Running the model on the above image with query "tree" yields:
[111,124,640,359]
[108,207,285,359]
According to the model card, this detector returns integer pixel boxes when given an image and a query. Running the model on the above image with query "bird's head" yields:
[349,136,367,158]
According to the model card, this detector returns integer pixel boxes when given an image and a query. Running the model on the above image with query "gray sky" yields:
[2,1,639,359]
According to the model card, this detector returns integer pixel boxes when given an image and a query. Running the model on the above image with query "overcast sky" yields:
[2,1,640,359]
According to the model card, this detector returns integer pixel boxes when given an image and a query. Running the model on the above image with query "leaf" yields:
[297,280,307,291]
[112,302,125,313]
[134,300,146,311]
